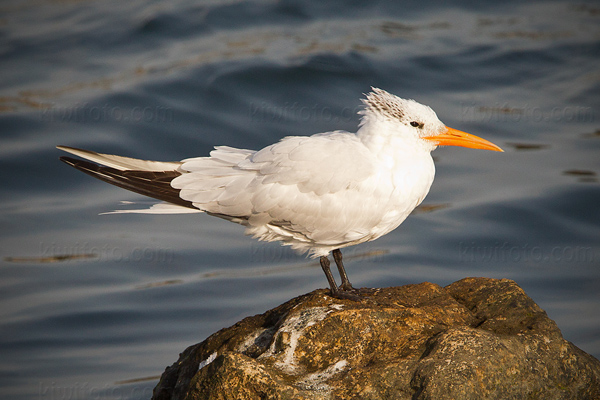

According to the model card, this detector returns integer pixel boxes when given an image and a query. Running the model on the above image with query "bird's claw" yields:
[338,282,355,291]
[330,290,362,301]
[329,284,365,301]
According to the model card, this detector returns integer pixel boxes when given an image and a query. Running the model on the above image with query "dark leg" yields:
[332,249,354,291]
[320,255,338,295]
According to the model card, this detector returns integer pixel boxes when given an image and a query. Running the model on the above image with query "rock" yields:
[152,277,600,400]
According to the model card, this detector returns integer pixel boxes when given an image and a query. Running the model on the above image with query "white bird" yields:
[58,88,502,298]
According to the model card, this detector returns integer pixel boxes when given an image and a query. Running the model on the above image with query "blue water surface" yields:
[1,1,599,399]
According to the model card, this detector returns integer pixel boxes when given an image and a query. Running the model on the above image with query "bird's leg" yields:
[320,255,339,295]
[332,249,354,291]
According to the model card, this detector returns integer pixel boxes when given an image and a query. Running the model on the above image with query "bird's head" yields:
[359,88,503,152]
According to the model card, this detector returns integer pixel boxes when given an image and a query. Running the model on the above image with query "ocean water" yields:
[1,1,599,399]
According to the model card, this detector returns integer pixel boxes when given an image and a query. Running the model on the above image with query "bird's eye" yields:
[410,121,423,128]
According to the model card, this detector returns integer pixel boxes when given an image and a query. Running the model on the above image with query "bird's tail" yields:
[57,146,199,213]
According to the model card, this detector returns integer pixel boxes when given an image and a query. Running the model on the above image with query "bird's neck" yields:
[356,116,436,221]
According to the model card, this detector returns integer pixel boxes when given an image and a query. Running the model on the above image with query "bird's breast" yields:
[359,151,435,240]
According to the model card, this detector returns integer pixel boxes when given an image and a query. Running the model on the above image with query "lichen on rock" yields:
[152,278,600,400]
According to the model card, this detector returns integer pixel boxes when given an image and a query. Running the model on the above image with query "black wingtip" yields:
[57,155,196,210]
[59,156,77,166]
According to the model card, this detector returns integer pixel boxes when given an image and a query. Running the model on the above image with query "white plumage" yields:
[58,88,502,296]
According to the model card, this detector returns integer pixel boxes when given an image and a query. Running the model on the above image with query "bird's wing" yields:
[59,156,196,209]
[172,132,378,244]
[57,146,196,210]
[248,131,375,195]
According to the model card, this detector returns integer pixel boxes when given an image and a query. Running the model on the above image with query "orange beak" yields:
[424,126,503,152]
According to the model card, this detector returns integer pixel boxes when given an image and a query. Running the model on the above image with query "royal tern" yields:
[58,88,502,298]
